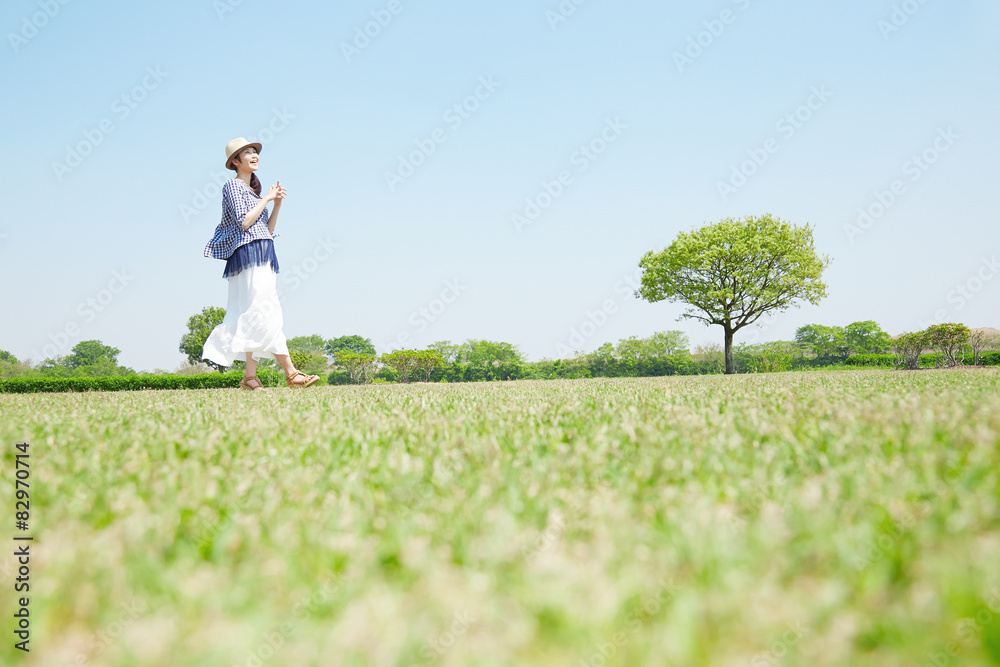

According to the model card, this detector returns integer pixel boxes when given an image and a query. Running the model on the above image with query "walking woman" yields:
[201,137,319,390]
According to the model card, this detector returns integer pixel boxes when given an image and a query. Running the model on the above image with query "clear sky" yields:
[1,0,997,372]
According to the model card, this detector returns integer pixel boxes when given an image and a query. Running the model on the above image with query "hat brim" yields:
[226,142,263,170]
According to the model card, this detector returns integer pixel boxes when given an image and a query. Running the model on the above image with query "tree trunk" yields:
[724,327,735,374]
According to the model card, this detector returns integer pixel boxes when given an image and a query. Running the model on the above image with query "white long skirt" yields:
[201,264,289,366]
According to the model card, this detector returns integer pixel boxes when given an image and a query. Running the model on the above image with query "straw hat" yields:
[224,137,262,170]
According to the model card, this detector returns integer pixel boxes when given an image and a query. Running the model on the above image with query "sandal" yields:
[239,375,266,391]
[285,370,319,389]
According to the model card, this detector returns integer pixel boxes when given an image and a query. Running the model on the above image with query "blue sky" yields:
[1,0,997,371]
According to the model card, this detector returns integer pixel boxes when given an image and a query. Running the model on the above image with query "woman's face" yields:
[233,147,259,173]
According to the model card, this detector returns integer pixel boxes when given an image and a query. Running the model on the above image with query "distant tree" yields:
[179,306,227,372]
[427,340,464,364]
[287,335,329,377]
[893,332,928,370]
[379,349,444,383]
[0,350,28,380]
[968,329,993,366]
[692,342,725,374]
[334,350,377,384]
[287,335,327,354]
[614,336,647,376]
[925,323,970,367]
[65,340,121,368]
[844,320,891,355]
[645,330,690,357]
[326,335,376,358]
[590,342,617,377]
[463,340,523,381]
[637,214,830,374]
[795,324,849,361]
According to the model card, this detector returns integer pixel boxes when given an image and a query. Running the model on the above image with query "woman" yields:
[201,137,319,390]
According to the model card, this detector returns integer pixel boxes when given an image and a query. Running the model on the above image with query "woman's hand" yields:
[265,183,280,202]
[274,180,288,201]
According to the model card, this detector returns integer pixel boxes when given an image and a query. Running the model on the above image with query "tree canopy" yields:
[179,306,226,371]
[636,214,830,373]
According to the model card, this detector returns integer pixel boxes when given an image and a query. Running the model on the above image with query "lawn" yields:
[1,369,999,666]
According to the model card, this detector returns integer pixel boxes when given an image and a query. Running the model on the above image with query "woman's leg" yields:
[274,353,296,377]
[274,354,319,386]
[245,352,258,377]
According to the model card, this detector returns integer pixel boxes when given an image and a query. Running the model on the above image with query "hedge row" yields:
[0,370,287,394]
[844,351,1000,368]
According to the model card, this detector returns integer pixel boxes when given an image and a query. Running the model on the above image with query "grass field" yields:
[2,369,999,667]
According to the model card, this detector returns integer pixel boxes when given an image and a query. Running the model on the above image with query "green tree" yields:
[65,340,121,368]
[427,340,464,364]
[893,331,928,370]
[645,330,690,357]
[637,214,830,374]
[379,349,444,383]
[179,306,227,372]
[287,335,330,377]
[326,335,376,358]
[0,350,17,364]
[589,342,617,377]
[287,335,327,354]
[614,336,647,376]
[795,324,848,361]
[925,323,970,367]
[334,350,377,384]
[844,320,891,355]
[463,340,524,381]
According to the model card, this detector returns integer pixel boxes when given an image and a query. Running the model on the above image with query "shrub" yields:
[0,370,286,394]
[925,323,970,367]
[892,332,928,370]
[333,351,378,385]
[844,354,895,368]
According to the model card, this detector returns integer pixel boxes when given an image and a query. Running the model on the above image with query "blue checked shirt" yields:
[203,178,278,260]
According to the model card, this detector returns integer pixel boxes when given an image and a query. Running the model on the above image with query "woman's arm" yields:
[267,181,287,235]
[242,184,279,231]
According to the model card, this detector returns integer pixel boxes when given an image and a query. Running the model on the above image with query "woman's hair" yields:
[230,153,262,196]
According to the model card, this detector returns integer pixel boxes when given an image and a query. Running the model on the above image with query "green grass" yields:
[2,369,999,666]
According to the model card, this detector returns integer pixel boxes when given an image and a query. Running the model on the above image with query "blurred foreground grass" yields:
[1,369,999,666]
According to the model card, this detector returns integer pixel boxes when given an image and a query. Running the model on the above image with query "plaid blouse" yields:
[203,178,278,261]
